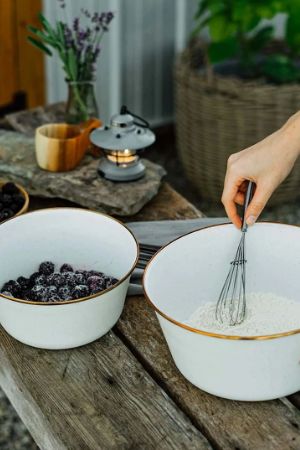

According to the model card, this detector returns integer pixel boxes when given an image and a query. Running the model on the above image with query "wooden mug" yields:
[35,119,101,172]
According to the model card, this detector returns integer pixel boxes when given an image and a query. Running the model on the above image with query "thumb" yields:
[245,185,273,226]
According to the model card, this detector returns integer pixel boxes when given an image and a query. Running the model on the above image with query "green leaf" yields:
[286,13,300,55]
[209,13,236,41]
[27,25,56,46]
[255,2,282,18]
[208,37,238,63]
[194,0,209,19]
[66,48,78,81]
[38,12,56,36]
[262,54,300,83]
[249,25,274,52]
[27,36,52,56]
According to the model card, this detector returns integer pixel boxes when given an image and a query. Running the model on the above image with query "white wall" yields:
[44,0,285,125]
[43,0,196,125]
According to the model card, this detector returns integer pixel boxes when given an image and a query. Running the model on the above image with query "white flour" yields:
[186,292,300,336]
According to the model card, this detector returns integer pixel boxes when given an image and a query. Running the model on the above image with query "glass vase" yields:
[65,81,99,124]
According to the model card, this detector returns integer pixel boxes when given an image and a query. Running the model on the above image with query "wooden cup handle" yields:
[79,118,102,154]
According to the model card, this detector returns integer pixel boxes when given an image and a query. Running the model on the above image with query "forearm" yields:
[280,111,300,160]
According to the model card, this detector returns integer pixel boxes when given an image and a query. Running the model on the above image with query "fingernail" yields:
[246,215,256,226]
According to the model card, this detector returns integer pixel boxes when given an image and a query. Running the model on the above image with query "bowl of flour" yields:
[143,222,300,401]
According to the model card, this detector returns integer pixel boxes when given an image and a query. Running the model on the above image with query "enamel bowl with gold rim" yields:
[0,208,138,349]
[143,222,300,401]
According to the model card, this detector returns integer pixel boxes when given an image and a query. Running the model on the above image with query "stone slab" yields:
[0,131,165,216]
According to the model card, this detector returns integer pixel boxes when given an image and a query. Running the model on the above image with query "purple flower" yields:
[73,17,79,32]
[92,46,101,62]
[106,12,114,24]
[63,24,73,48]
[81,8,91,18]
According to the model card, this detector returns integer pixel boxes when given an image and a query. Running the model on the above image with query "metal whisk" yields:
[216,181,254,326]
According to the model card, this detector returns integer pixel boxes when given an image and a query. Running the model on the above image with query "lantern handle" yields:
[120,105,150,129]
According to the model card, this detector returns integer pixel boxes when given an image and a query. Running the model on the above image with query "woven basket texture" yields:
[175,47,300,205]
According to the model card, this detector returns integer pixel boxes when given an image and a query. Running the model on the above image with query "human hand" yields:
[222,113,300,228]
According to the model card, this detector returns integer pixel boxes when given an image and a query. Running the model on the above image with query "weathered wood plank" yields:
[117,297,300,450]
[129,182,205,222]
[0,329,211,450]
[127,217,228,246]
[117,188,300,450]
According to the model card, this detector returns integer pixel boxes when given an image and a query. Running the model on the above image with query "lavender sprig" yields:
[27,1,114,82]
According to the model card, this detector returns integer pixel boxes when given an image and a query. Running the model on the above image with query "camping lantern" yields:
[90,106,156,182]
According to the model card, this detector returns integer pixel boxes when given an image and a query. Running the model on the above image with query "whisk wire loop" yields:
[215,181,254,326]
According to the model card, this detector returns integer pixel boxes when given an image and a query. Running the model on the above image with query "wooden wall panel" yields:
[0,0,45,109]
[0,0,19,105]
[15,0,45,108]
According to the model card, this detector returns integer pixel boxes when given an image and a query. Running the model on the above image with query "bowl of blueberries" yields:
[0,208,138,349]
[0,181,29,222]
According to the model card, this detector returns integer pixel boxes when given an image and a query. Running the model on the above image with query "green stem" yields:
[71,84,89,121]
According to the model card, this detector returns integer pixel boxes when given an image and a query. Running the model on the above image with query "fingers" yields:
[245,184,273,225]
[221,177,242,228]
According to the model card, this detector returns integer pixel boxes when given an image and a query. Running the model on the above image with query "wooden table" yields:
[0,183,300,450]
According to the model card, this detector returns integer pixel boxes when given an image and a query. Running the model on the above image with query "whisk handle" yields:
[241,181,254,232]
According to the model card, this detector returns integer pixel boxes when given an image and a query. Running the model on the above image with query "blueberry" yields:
[1,291,13,297]
[0,208,13,221]
[58,286,72,301]
[17,276,30,290]
[72,284,89,299]
[2,194,12,206]
[105,276,118,289]
[1,280,20,297]
[74,272,86,284]
[47,273,64,287]
[10,202,20,213]
[30,285,47,301]
[29,271,40,287]
[47,293,61,302]
[13,194,24,208]
[61,272,76,288]
[39,261,55,276]
[34,274,47,286]
[60,263,73,273]
[87,276,106,294]
[2,182,19,195]
[45,285,58,296]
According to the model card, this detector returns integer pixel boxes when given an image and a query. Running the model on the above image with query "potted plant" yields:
[175,0,300,204]
[28,0,114,124]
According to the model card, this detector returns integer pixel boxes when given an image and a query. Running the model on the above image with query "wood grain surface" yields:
[0,182,299,450]
[0,330,210,450]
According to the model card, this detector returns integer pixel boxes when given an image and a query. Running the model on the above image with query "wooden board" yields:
[0,329,210,450]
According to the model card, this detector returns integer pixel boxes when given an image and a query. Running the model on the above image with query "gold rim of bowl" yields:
[143,222,300,341]
[0,208,139,306]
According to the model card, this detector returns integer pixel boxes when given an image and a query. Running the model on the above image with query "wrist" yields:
[280,112,300,159]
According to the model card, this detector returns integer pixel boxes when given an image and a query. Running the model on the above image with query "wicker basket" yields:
[175,47,300,205]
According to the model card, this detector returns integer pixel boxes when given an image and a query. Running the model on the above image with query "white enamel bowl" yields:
[0,208,138,349]
[143,223,300,401]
